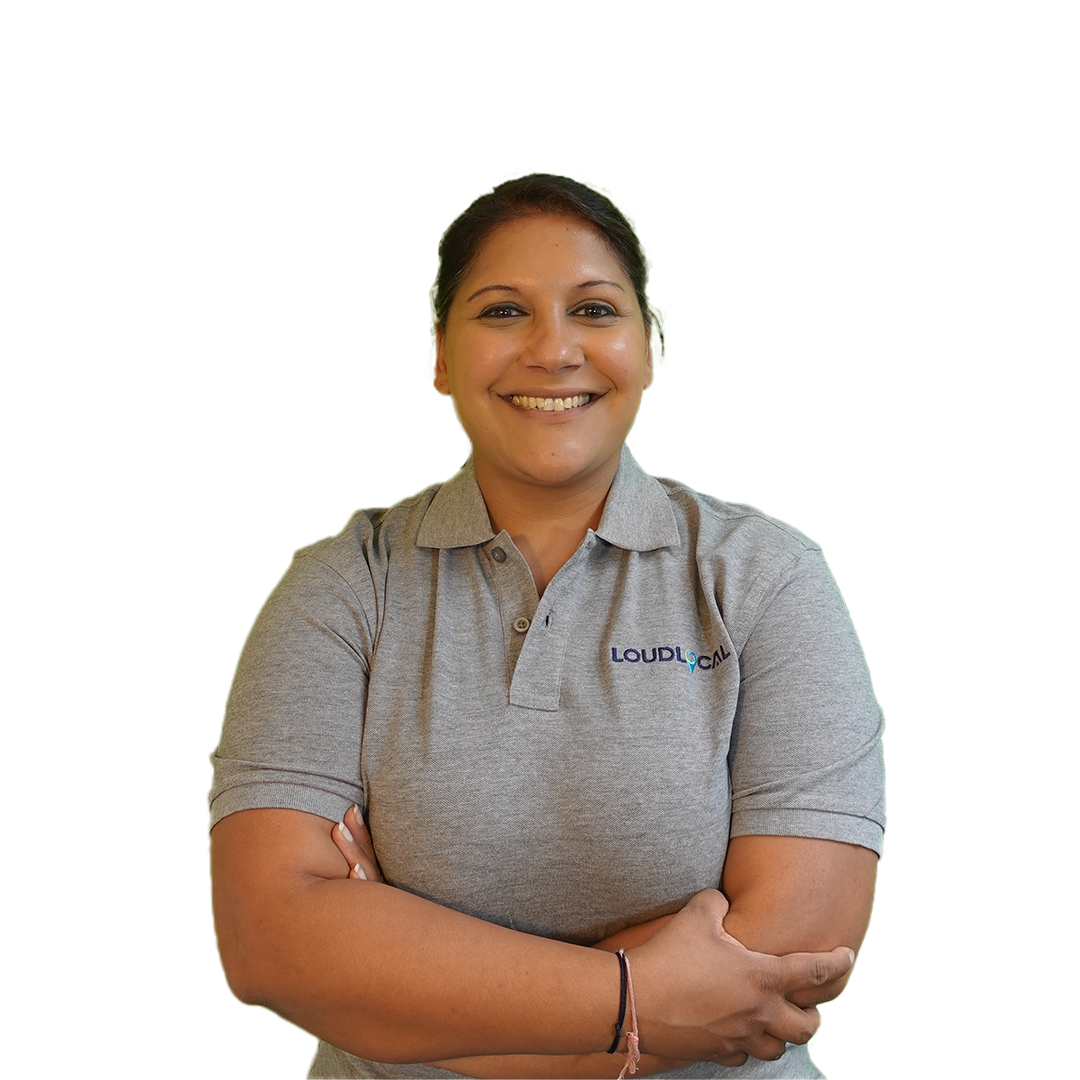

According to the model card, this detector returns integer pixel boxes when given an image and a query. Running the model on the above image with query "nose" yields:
[522,310,584,372]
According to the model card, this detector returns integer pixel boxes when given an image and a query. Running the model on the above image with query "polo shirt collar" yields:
[595,445,681,552]
[415,460,496,549]
[415,444,680,553]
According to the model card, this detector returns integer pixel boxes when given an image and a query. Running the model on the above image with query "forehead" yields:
[462,214,629,289]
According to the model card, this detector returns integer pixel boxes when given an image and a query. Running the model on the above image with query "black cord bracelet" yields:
[607,949,629,1054]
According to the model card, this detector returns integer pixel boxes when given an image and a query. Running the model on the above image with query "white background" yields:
[3,3,1076,1078]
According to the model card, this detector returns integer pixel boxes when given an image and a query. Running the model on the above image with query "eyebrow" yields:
[465,279,626,303]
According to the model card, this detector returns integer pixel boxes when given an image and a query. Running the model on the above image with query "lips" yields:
[508,393,593,412]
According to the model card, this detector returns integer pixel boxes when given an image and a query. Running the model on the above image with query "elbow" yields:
[215,923,272,1007]
[212,882,291,1009]
[213,899,336,1021]
[210,810,352,1016]
[218,934,310,1015]
[212,871,299,1007]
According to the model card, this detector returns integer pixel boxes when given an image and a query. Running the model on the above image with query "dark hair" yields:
[432,174,662,350]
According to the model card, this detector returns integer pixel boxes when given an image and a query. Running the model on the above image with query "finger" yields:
[331,813,378,880]
[344,804,379,865]
[342,804,384,882]
[775,947,855,1007]
[793,1006,820,1043]
[758,997,821,1048]
[713,1052,749,1068]
[332,821,378,881]
[787,971,849,1009]
[331,818,362,866]
[741,1031,789,1063]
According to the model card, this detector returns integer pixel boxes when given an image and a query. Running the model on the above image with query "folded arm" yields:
[325,807,870,1078]
[212,807,854,1070]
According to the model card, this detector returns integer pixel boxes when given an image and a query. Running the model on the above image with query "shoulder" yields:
[291,481,444,581]
[648,475,843,645]
[247,481,447,634]
[655,474,820,566]
[238,480,451,670]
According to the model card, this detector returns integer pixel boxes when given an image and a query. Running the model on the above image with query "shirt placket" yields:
[480,533,538,685]
[482,532,597,712]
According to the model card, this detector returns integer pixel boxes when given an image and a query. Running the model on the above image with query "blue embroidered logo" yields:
[608,643,731,671]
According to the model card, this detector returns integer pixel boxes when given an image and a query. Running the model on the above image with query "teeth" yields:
[510,394,592,412]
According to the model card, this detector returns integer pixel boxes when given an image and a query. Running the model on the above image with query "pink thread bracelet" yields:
[616,949,640,1078]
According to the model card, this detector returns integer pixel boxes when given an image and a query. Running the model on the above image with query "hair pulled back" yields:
[433,174,661,348]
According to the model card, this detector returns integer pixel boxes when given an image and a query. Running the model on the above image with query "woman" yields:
[210,174,884,1079]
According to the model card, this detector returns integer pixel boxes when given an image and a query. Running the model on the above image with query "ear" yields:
[434,328,451,395]
[643,338,654,390]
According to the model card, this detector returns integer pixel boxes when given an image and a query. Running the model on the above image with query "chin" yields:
[514,451,612,488]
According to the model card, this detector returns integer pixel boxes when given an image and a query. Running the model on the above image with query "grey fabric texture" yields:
[211,446,884,1080]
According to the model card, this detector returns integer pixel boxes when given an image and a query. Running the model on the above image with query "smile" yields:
[509,394,593,412]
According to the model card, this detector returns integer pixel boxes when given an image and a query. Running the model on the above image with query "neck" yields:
[473,456,619,595]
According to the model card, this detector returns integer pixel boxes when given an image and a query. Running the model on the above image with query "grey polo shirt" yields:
[210,446,884,1076]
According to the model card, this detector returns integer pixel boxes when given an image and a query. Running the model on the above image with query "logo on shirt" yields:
[609,643,731,672]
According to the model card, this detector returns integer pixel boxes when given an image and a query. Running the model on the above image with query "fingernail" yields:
[351,804,361,822]
[353,863,367,880]
[338,821,354,843]
[846,948,856,966]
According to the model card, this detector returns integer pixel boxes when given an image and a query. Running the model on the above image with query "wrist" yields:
[606,950,629,1055]
[606,950,641,1077]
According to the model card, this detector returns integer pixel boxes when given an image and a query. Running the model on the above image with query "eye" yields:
[478,303,526,319]
[572,301,618,321]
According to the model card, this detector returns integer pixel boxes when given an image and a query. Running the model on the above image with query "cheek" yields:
[608,338,651,388]
[445,334,508,389]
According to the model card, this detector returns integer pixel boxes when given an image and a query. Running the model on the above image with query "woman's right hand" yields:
[628,889,855,1068]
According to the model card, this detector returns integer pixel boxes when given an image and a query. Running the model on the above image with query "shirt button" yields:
[491,547,506,563]
[513,617,530,633]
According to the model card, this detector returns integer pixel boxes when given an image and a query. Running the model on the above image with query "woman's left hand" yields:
[330,804,384,883]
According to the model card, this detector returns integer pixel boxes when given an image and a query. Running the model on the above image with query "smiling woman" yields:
[435,213,653,591]
[209,174,884,1080]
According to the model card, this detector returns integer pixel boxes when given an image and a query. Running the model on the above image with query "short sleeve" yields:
[728,548,885,854]
[209,552,375,830]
